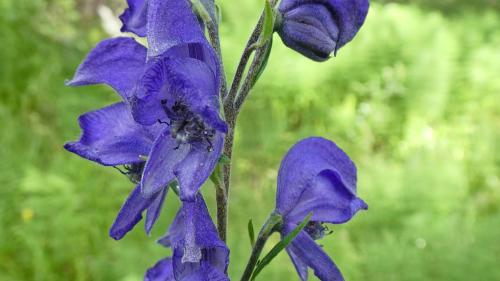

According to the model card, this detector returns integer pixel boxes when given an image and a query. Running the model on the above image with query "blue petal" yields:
[145,186,168,235]
[146,0,209,58]
[286,246,309,280]
[284,224,344,281]
[131,56,221,128]
[67,37,146,99]
[141,129,187,197]
[64,102,157,166]
[175,132,224,201]
[109,185,157,240]
[145,257,175,281]
[162,43,221,84]
[159,195,229,279]
[276,137,360,218]
[286,168,368,225]
[120,0,148,37]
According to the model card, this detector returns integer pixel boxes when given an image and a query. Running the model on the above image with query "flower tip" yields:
[352,197,369,213]
[64,78,76,87]
[63,142,72,151]
[109,228,125,241]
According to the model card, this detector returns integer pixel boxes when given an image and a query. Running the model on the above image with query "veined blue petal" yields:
[159,195,229,280]
[276,137,359,219]
[284,224,344,281]
[110,185,156,240]
[64,102,156,166]
[146,0,208,58]
[67,37,146,99]
[145,257,175,281]
[131,56,220,128]
[175,132,224,201]
[286,169,368,225]
[141,129,187,197]
[145,186,168,234]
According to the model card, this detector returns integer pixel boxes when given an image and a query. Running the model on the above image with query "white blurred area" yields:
[97,4,122,36]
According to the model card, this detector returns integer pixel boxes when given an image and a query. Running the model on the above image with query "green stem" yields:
[217,0,279,243]
[233,40,271,112]
[225,18,263,107]
[240,213,283,281]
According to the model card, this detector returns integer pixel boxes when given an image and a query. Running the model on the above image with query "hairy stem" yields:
[240,213,283,281]
[224,18,263,106]
[234,41,271,112]
[218,115,234,242]
[217,0,278,242]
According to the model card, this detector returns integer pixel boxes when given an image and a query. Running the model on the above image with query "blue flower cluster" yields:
[65,0,369,280]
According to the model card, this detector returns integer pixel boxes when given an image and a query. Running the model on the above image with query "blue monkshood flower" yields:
[67,0,226,205]
[148,194,229,281]
[274,137,368,281]
[275,0,369,61]
[119,0,218,38]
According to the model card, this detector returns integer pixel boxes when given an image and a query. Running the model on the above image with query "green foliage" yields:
[251,213,312,280]
[248,219,256,248]
[1,0,499,281]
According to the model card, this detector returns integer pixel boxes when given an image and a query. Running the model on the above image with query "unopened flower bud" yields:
[276,0,369,61]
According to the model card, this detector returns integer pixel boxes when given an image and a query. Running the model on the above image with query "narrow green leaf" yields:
[168,181,180,196]
[219,154,231,165]
[209,162,223,188]
[209,155,230,188]
[261,0,275,42]
[250,212,313,280]
[250,39,273,89]
[248,219,256,248]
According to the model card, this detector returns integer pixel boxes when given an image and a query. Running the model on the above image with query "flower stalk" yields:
[218,0,279,243]
[240,213,283,281]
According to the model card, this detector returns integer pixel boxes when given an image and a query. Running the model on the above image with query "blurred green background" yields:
[1,0,499,280]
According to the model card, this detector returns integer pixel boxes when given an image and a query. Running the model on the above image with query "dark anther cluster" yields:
[114,162,146,184]
[305,221,333,240]
[160,99,215,152]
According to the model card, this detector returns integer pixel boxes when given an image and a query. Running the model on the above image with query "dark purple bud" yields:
[276,0,369,61]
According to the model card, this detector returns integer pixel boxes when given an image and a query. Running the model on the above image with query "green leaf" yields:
[261,0,275,43]
[251,0,275,50]
[250,39,273,89]
[209,164,222,188]
[168,181,180,196]
[209,155,230,188]
[219,154,231,165]
[250,212,313,280]
[248,219,256,248]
